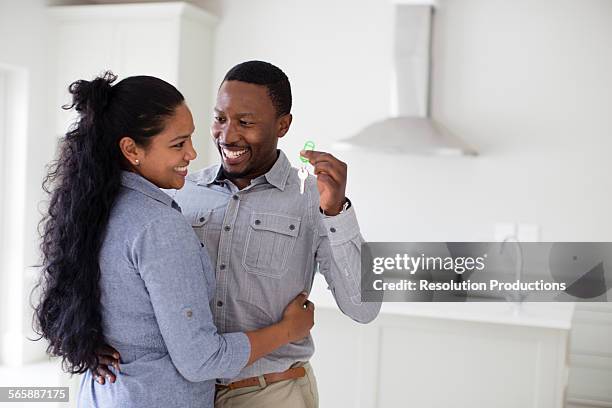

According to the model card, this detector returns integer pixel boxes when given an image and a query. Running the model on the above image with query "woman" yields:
[34,72,314,407]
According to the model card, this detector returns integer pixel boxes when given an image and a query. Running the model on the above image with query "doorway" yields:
[0,64,28,365]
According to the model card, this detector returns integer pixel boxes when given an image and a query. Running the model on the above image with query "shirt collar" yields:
[197,150,292,191]
[197,164,224,186]
[120,171,180,210]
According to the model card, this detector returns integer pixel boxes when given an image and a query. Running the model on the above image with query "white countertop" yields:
[309,274,575,330]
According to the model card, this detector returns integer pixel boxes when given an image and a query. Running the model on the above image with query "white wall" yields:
[212,0,612,242]
[0,0,58,363]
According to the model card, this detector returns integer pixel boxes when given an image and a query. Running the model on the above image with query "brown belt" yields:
[216,366,306,391]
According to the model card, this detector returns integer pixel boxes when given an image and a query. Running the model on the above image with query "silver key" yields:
[298,166,308,194]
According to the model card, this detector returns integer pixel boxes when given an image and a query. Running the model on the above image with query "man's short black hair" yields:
[223,60,292,117]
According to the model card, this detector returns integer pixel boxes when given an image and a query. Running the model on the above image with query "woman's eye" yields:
[174,142,185,148]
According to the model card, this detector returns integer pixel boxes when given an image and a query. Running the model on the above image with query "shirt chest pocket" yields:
[191,209,213,243]
[242,212,301,278]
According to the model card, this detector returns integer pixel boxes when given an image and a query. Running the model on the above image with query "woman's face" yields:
[136,103,197,189]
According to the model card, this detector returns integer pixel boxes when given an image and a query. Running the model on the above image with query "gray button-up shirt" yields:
[79,172,250,408]
[172,150,381,381]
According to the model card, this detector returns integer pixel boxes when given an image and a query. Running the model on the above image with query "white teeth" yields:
[174,166,188,172]
[223,148,248,159]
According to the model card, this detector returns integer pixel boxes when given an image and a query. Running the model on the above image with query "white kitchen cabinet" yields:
[309,274,574,408]
[49,2,216,169]
[566,303,612,408]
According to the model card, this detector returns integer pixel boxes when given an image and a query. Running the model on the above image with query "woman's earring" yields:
[134,159,140,166]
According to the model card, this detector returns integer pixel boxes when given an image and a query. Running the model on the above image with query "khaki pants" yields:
[215,362,318,408]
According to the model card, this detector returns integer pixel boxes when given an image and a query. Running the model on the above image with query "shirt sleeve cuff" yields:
[321,205,361,245]
[222,331,251,378]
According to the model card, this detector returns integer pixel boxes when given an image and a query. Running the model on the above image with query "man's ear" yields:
[119,136,142,167]
[277,113,293,139]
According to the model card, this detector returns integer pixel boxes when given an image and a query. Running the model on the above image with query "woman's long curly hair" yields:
[33,71,184,374]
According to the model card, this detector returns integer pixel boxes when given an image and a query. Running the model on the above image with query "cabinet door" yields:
[567,303,612,406]
[114,19,178,83]
[55,17,179,135]
[55,21,115,135]
[311,309,370,407]
[313,309,568,408]
[376,320,550,408]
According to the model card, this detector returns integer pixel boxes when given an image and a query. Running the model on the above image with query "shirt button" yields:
[330,227,337,233]
[185,309,193,318]
[232,194,239,200]
[199,217,205,222]
[289,224,295,230]
[224,225,231,231]
[254,219,261,225]
[217,301,223,307]
[219,264,226,270]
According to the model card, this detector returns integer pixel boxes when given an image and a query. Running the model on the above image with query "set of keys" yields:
[298,140,315,195]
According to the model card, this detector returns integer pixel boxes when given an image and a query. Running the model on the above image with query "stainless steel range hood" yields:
[336,2,478,156]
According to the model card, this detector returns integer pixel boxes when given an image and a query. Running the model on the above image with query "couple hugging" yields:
[34,60,380,408]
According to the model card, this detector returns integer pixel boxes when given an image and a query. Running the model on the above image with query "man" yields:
[96,61,380,407]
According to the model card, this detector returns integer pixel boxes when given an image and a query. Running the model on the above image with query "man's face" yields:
[211,80,290,182]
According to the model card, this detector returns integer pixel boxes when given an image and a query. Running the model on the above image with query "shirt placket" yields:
[214,182,241,332]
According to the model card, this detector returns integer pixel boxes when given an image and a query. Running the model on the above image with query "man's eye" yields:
[240,120,252,126]
[174,142,185,148]
[214,116,225,123]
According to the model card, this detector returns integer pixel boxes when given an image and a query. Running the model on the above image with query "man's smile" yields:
[220,145,251,166]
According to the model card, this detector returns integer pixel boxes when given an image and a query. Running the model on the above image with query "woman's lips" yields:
[174,165,188,177]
